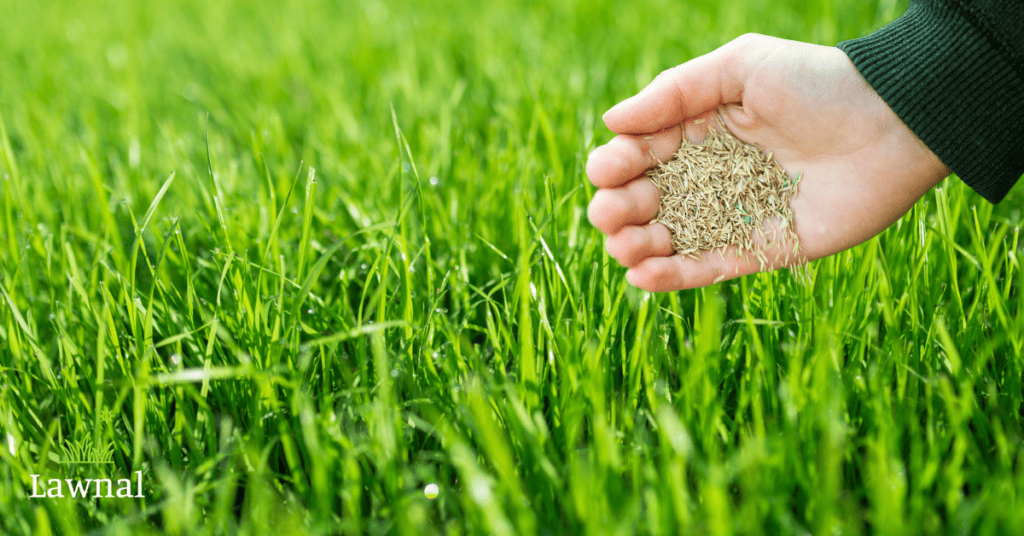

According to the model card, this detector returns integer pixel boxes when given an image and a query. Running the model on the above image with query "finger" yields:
[625,248,762,291]
[603,34,758,135]
[586,125,683,189]
[605,223,674,268]
[587,178,661,235]
[682,109,728,144]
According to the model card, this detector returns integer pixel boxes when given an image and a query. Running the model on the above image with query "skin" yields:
[586,33,951,291]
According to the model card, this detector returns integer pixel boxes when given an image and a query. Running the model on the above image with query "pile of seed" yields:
[646,113,800,267]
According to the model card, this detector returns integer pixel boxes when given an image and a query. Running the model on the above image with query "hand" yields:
[586,33,950,291]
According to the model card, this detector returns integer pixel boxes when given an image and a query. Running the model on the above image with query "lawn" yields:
[1,0,1023,534]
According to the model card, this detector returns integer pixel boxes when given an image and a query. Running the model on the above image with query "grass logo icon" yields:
[29,432,144,499]
[58,436,114,466]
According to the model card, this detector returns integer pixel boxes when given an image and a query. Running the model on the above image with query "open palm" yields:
[587,34,950,291]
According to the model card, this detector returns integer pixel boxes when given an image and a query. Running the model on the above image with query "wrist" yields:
[838,1,1024,203]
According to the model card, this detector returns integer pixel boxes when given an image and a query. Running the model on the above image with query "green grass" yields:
[1,0,1023,534]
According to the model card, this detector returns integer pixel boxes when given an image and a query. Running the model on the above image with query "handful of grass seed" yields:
[646,113,801,268]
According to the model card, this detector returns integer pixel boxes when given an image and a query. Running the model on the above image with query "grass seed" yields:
[646,111,801,263]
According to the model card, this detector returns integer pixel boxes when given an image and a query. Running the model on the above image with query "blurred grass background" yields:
[1,0,1023,534]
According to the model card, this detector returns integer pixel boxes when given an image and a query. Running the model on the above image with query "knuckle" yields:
[653,66,676,83]
[726,33,765,60]
[733,32,764,46]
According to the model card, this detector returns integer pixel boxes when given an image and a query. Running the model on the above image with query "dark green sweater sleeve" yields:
[836,0,1024,204]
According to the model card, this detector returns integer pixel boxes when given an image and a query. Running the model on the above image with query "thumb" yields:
[603,34,757,135]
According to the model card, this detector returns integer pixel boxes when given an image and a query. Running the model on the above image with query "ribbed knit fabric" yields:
[837,0,1024,204]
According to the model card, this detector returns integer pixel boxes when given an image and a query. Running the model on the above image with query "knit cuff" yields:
[837,1,1024,204]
